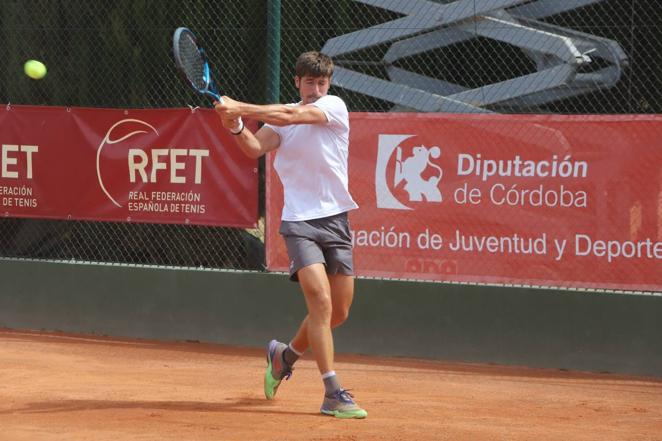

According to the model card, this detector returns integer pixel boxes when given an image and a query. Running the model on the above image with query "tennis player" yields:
[214,51,366,419]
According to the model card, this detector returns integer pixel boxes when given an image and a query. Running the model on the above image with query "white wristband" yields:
[230,117,244,135]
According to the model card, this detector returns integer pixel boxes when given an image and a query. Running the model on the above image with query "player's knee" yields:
[307,290,333,322]
[331,307,350,328]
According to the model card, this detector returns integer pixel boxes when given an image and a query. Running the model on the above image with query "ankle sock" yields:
[283,343,301,366]
[322,371,341,395]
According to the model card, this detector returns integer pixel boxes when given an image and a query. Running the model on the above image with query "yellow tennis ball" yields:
[24,60,47,80]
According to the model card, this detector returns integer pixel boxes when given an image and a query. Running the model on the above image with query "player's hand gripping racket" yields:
[172,27,223,103]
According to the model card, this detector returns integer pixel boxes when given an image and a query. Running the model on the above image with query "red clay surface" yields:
[1,329,661,441]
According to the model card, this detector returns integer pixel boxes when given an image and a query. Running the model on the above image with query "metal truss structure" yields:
[322,0,628,113]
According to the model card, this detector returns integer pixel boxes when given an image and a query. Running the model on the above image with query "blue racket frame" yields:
[173,27,222,103]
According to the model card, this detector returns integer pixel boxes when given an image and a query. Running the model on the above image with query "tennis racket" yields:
[172,27,222,103]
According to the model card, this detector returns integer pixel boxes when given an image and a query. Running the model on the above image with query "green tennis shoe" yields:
[264,339,293,400]
[321,389,368,419]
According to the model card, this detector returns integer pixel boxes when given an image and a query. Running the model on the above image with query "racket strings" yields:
[178,34,206,90]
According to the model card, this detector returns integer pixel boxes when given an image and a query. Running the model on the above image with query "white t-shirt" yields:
[266,95,358,221]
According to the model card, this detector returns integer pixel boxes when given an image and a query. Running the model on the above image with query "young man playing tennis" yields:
[214,51,366,419]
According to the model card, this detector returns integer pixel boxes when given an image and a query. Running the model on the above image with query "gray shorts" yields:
[279,212,354,282]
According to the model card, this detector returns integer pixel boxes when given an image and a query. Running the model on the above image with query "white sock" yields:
[321,370,336,380]
[288,343,303,356]
[322,371,341,394]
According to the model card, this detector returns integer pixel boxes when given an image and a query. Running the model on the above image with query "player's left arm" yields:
[215,97,327,127]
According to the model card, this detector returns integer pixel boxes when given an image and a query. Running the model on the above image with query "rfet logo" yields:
[97,119,158,207]
[96,119,209,208]
[375,134,443,210]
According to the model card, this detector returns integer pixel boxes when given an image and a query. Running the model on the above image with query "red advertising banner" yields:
[0,105,257,227]
[267,113,662,292]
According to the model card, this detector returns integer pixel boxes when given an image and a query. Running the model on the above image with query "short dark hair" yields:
[295,51,334,78]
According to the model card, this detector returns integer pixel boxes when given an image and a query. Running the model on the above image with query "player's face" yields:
[295,75,331,104]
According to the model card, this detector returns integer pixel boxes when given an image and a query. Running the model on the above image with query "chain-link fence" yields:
[277,0,661,114]
[0,0,269,270]
[1,0,660,275]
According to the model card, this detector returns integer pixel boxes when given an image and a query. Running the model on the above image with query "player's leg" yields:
[288,273,354,354]
[264,231,325,400]
[314,214,365,418]
[328,273,354,327]
[266,214,366,417]
[284,212,355,358]
[296,263,334,374]
[318,275,366,418]
[297,265,365,418]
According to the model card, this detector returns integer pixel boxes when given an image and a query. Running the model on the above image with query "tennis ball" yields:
[24,60,47,80]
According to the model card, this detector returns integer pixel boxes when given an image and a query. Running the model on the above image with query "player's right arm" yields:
[216,96,328,126]
[220,117,280,159]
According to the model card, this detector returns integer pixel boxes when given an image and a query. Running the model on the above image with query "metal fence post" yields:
[266,0,281,104]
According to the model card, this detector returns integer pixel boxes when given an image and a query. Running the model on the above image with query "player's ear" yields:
[294,76,301,88]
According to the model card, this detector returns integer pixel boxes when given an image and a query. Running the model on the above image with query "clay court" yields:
[1,329,660,441]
